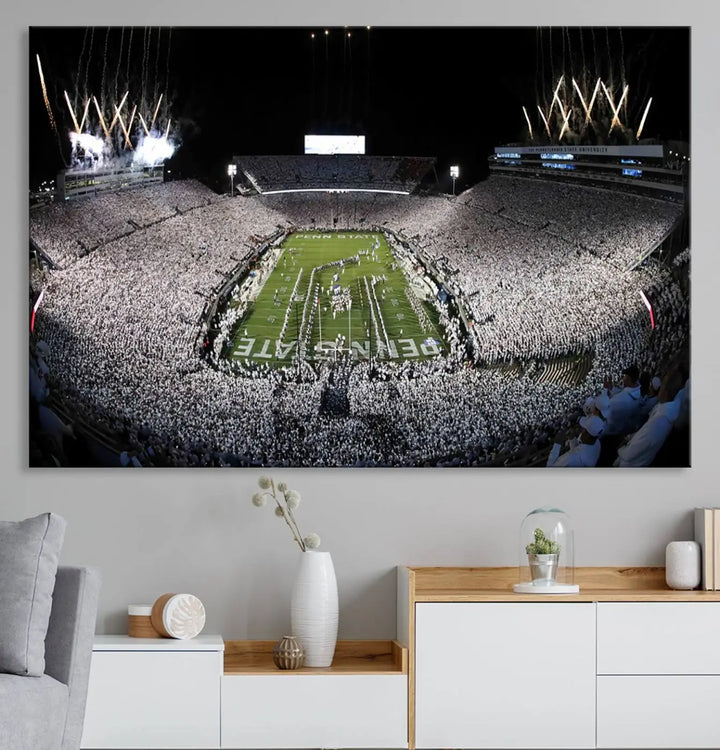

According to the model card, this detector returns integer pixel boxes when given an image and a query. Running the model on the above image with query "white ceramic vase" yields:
[665,540,701,590]
[290,550,338,667]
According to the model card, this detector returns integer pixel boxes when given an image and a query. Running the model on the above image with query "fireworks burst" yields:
[525,75,640,144]
[133,134,175,166]
[526,27,665,146]
[69,131,106,166]
[39,27,179,171]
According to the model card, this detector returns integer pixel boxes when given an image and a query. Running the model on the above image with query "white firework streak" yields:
[36,55,56,130]
[558,107,572,140]
[548,75,564,118]
[536,105,551,138]
[522,106,533,138]
[93,96,111,140]
[601,81,629,134]
[585,78,601,123]
[114,103,134,149]
[79,98,91,132]
[63,90,81,134]
[572,78,590,120]
[636,98,653,140]
[108,91,129,132]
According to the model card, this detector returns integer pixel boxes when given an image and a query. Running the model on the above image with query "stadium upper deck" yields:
[233,154,436,195]
[489,143,687,201]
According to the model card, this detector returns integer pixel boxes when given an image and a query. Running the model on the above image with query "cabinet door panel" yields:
[81,651,221,749]
[597,602,720,674]
[597,675,720,748]
[415,602,595,749]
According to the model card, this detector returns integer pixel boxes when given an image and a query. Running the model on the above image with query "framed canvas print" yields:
[29,26,689,467]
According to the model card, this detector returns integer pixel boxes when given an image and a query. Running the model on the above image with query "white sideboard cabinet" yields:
[596,602,720,748]
[81,569,720,750]
[81,637,407,750]
[80,635,224,749]
[221,640,408,749]
[399,566,720,750]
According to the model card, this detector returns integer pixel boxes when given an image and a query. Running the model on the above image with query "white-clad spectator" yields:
[603,364,642,436]
[582,396,596,416]
[547,415,605,467]
[615,369,685,467]
[576,392,608,433]
[594,392,612,422]
[637,375,662,423]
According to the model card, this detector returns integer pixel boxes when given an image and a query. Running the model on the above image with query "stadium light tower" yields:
[227,163,237,196]
[450,165,460,196]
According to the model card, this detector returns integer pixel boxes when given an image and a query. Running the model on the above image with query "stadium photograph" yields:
[29,26,690,468]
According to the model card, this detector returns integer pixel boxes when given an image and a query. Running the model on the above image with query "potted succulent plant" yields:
[525,528,561,584]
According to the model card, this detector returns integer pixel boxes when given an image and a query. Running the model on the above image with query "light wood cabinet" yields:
[399,566,720,750]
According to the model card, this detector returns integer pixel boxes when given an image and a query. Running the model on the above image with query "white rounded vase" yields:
[665,540,701,590]
[290,550,338,667]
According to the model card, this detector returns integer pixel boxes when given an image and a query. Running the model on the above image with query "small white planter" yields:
[290,550,338,667]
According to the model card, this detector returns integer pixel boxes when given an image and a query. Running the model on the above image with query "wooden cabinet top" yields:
[401,566,720,602]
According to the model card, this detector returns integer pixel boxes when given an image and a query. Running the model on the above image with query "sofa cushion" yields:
[0,673,68,750]
[0,513,67,676]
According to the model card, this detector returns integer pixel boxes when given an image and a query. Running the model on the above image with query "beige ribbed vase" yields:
[273,635,305,670]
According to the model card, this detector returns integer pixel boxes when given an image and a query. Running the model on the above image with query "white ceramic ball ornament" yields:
[151,593,206,639]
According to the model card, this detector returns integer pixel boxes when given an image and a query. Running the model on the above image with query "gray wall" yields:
[4,1,718,640]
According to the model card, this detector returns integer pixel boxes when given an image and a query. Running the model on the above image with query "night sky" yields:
[29,26,689,191]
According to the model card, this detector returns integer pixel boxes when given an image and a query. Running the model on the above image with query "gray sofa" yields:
[0,566,101,750]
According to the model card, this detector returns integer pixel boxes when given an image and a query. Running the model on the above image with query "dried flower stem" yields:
[269,479,306,552]
[251,475,320,552]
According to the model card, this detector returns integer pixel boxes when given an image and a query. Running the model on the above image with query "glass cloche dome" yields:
[513,507,579,594]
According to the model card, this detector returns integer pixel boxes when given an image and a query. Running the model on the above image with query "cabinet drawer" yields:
[597,603,720,674]
[81,651,222,749]
[597,675,720,748]
[221,674,407,748]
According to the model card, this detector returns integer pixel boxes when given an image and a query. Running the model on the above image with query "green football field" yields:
[226,231,446,365]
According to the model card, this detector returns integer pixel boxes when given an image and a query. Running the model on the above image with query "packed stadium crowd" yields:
[29,180,223,267]
[29,174,688,467]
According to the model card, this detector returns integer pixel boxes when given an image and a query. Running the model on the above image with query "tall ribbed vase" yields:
[290,550,338,667]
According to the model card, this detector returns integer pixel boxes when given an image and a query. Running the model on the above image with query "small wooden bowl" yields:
[128,604,161,638]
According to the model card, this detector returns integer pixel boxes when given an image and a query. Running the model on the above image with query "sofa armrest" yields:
[45,566,101,750]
